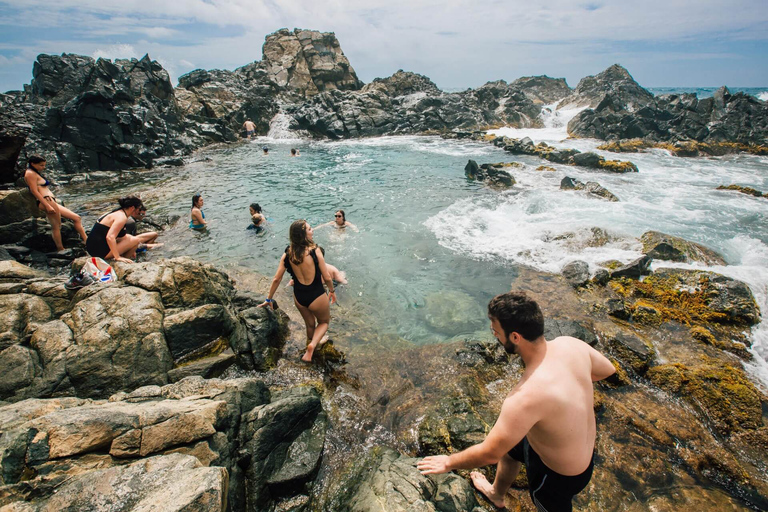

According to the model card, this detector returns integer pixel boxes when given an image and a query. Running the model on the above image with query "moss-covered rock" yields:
[716,184,764,198]
[647,362,764,435]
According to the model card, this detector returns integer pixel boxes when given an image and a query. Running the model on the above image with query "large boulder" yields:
[510,75,572,105]
[0,377,268,510]
[8,53,189,175]
[239,386,327,511]
[640,231,726,265]
[326,447,484,512]
[362,70,440,97]
[261,28,363,99]
[560,64,655,111]
[0,109,30,185]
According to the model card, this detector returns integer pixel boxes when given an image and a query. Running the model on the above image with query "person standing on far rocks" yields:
[23,155,88,252]
[417,292,616,512]
[243,119,256,139]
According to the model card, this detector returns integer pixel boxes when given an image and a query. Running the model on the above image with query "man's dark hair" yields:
[488,292,545,342]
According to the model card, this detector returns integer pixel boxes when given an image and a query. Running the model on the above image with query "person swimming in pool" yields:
[249,203,265,228]
[190,194,206,230]
[259,220,336,362]
[317,209,358,232]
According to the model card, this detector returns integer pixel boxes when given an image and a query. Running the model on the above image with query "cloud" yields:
[0,0,766,91]
[92,44,140,61]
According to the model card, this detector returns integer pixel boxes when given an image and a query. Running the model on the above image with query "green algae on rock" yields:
[640,231,727,265]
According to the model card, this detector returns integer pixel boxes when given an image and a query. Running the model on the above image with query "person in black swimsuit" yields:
[85,196,144,263]
[23,155,88,251]
[259,219,337,362]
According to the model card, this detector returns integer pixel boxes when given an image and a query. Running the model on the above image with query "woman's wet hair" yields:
[118,195,144,210]
[336,210,345,222]
[28,155,46,166]
[290,148,297,155]
[288,220,315,266]
[488,291,545,342]
[192,194,202,208]
[250,203,262,213]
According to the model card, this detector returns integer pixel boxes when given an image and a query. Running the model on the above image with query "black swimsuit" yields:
[86,212,128,259]
[508,437,594,512]
[284,247,326,308]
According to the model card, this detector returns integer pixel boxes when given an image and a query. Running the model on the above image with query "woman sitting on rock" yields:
[85,196,144,263]
[23,155,88,251]
[259,220,337,362]
[189,194,206,230]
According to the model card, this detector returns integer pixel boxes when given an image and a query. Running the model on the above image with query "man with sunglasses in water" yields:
[418,292,615,511]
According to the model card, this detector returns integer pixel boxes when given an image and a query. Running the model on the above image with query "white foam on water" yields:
[266,112,304,140]
[758,91,768,102]
[487,102,588,143]
[425,133,768,386]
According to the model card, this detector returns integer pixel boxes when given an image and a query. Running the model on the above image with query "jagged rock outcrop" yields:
[362,70,440,96]
[560,64,655,111]
[560,176,619,201]
[261,28,363,99]
[496,135,639,171]
[175,67,279,141]
[464,159,517,188]
[0,108,31,184]
[640,231,726,265]
[3,53,191,177]
[568,71,768,144]
[0,257,288,402]
[511,75,572,105]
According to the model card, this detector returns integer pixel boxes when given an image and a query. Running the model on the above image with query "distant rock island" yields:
[1,27,767,182]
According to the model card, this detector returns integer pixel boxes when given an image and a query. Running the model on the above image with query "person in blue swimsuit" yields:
[259,220,337,362]
[189,194,206,230]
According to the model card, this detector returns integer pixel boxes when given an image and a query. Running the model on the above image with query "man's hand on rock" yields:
[417,455,451,475]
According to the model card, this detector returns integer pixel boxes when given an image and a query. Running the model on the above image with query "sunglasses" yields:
[335,215,342,218]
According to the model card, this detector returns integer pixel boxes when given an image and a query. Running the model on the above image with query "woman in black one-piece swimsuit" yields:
[260,220,337,362]
[85,196,144,263]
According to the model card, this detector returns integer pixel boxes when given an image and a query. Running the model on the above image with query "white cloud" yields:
[92,44,140,61]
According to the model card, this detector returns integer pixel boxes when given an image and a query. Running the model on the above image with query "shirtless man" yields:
[243,119,256,139]
[417,292,615,511]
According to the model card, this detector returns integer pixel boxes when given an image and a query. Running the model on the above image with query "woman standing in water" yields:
[317,209,358,232]
[259,220,336,362]
[190,194,206,230]
[23,155,88,251]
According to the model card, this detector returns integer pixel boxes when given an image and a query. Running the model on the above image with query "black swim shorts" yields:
[508,437,594,512]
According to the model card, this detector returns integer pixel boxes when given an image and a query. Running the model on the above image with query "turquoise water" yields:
[65,131,768,385]
[648,87,768,101]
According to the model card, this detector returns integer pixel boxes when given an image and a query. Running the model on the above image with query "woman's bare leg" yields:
[294,298,316,344]
[302,293,331,362]
[44,206,64,251]
[105,235,142,260]
[56,204,87,243]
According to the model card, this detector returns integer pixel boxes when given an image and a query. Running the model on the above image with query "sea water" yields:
[66,107,768,387]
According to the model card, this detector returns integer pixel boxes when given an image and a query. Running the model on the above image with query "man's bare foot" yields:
[470,471,506,509]
[301,345,315,362]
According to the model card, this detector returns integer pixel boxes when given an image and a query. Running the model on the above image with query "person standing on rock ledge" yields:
[243,119,256,139]
[418,292,615,512]
[23,155,88,252]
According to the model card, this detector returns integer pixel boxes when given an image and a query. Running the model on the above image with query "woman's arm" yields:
[105,213,131,262]
[315,221,333,229]
[345,221,359,232]
[258,254,287,309]
[315,249,337,304]
[24,171,55,213]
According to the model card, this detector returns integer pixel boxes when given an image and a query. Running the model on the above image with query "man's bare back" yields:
[418,292,615,511]
[509,336,599,475]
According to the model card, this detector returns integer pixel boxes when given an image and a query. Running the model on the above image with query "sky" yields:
[1,0,767,93]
